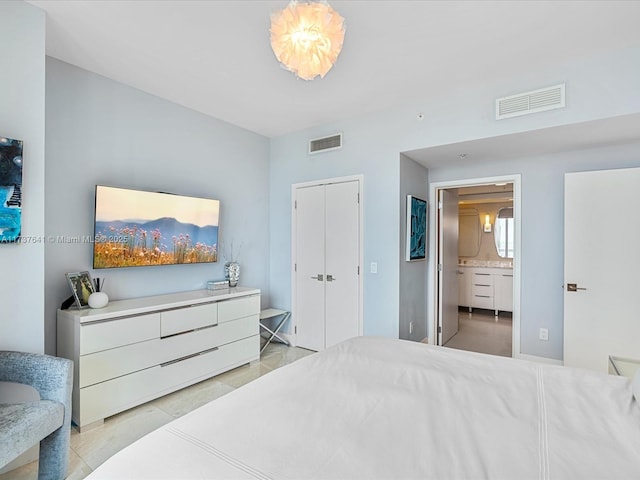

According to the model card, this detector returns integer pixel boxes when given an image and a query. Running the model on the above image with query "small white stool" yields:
[259,309,290,354]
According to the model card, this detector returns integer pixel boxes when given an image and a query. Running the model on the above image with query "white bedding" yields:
[88,337,640,479]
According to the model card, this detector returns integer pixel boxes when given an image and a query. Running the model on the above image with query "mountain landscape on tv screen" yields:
[94,217,218,268]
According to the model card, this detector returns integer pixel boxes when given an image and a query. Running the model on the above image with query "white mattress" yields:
[88,337,640,479]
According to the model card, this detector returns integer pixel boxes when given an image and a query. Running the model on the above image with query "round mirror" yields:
[494,207,514,258]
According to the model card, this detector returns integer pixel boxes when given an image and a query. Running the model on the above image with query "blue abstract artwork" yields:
[0,137,23,243]
[406,195,427,261]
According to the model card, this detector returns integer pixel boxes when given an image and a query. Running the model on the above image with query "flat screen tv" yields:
[93,185,220,269]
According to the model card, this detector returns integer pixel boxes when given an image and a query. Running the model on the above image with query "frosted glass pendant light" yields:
[270,1,346,80]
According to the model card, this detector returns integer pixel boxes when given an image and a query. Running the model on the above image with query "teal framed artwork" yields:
[0,136,23,243]
[406,195,427,261]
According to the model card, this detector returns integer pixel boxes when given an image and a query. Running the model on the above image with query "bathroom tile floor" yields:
[1,342,315,480]
[444,309,513,357]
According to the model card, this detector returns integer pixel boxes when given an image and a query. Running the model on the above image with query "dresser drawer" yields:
[218,295,260,323]
[472,272,494,286]
[80,313,160,355]
[159,314,259,360]
[80,314,258,388]
[472,284,493,297]
[161,303,218,336]
[472,294,494,310]
[78,335,259,426]
[80,338,161,388]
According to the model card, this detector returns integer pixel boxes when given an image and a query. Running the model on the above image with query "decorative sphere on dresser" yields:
[88,291,109,309]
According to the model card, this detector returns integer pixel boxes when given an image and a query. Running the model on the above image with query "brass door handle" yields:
[567,283,587,292]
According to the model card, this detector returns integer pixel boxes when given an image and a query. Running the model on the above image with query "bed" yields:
[87,336,640,479]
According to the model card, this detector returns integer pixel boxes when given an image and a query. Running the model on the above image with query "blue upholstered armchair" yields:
[0,351,73,480]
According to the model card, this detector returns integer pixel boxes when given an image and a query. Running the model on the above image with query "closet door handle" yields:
[326,274,335,282]
[311,274,324,281]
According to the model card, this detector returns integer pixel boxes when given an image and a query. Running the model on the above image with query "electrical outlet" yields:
[539,328,549,341]
[370,262,378,274]
[409,322,414,334]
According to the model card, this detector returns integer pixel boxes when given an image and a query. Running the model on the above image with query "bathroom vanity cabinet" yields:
[458,266,513,315]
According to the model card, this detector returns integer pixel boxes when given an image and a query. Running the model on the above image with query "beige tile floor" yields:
[1,342,314,480]
[444,308,513,357]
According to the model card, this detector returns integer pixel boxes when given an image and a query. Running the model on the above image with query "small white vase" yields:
[224,261,240,287]
[88,291,109,309]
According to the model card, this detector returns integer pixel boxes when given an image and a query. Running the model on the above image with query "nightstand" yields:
[259,309,290,354]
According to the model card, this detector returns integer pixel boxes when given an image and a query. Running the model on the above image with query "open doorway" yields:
[429,175,521,358]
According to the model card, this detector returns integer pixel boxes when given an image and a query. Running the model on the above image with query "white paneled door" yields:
[295,185,326,352]
[564,168,640,373]
[438,188,459,345]
[295,179,361,351]
[325,182,360,348]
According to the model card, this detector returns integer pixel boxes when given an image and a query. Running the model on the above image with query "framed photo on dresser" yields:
[65,271,95,309]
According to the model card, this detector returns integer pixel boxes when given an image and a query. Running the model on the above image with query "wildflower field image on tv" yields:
[93,186,220,268]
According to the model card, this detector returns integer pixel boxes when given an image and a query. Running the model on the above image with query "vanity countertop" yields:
[458,260,513,269]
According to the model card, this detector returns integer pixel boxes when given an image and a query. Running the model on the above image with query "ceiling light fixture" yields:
[270,1,346,81]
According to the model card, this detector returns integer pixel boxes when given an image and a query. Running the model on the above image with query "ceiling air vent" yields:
[309,133,342,154]
[496,83,565,120]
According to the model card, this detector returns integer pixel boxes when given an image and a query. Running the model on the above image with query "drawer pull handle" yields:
[475,273,491,276]
[160,346,219,367]
[160,323,218,339]
[162,302,218,313]
[474,284,491,287]
[475,295,491,298]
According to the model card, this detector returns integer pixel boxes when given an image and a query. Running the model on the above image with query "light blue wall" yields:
[44,58,270,354]
[0,1,46,353]
[269,44,640,359]
[429,142,640,359]
[399,155,429,341]
[7,0,640,359]
[269,119,406,338]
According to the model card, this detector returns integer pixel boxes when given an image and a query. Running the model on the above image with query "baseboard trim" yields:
[515,353,564,366]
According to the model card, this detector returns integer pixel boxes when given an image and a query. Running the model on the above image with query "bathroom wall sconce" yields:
[484,214,492,233]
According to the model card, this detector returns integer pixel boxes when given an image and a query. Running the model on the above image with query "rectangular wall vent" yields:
[309,133,342,154]
[496,83,565,120]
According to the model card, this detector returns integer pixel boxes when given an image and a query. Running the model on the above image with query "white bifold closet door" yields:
[296,181,360,351]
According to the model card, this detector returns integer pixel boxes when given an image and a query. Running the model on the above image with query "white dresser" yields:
[57,287,260,430]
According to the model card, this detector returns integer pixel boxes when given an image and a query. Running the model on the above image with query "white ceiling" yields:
[404,112,640,168]
[27,1,640,138]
